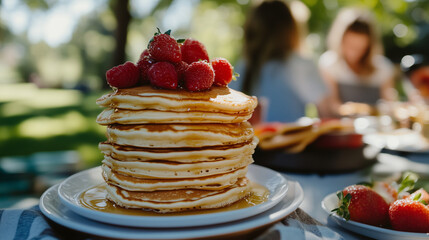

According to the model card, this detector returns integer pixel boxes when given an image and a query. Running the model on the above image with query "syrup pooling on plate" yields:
[79,183,269,216]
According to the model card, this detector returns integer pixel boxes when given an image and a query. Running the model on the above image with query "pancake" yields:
[105,177,251,213]
[96,86,257,114]
[98,137,258,163]
[105,122,254,148]
[102,164,248,191]
[96,108,252,125]
[102,155,253,179]
[96,84,258,212]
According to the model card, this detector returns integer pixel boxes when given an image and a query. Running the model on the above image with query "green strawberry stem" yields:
[332,191,352,221]
[398,172,419,193]
[413,192,422,201]
[412,192,428,205]
[148,28,167,48]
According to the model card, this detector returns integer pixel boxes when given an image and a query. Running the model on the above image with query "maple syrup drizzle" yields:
[79,182,269,216]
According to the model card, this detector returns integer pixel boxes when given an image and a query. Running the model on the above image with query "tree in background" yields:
[110,0,130,69]
[1,0,429,88]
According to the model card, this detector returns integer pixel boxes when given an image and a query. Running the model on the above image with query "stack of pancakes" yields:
[96,86,258,213]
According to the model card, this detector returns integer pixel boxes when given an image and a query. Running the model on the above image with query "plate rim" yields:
[321,192,429,238]
[40,179,304,240]
[57,164,289,228]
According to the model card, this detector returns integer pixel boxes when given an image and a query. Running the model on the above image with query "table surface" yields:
[2,151,428,240]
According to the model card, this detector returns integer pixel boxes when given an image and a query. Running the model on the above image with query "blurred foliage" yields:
[1,0,429,87]
[302,0,429,61]
[0,84,106,167]
[1,0,429,167]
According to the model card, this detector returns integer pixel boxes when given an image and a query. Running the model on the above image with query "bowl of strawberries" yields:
[322,173,429,239]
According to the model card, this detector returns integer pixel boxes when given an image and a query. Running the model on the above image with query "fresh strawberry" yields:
[184,61,214,91]
[148,62,178,90]
[181,38,209,64]
[407,188,429,204]
[136,56,154,84]
[106,61,139,88]
[211,57,234,86]
[174,61,188,82]
[140,49,150,59]
[148,29,181,63]
[333,185,389,227]
[389,199,429,232]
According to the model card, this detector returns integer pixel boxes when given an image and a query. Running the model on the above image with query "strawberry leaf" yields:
[147,28,163,48]
[413,192,422,201]
[332,191,352,221]
[164,29,171,35]
[176,39,186,43]
[412,192,428,205]
[398,172,419,193]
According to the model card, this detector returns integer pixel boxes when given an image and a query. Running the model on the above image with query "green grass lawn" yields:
[0,83,108,168]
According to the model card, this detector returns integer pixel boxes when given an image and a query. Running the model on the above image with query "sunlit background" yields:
[1,0,429,207]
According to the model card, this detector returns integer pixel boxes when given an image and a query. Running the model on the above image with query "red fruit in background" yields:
[181,38,209,64]
[148,33,181,63]
[137,56,154,84]
[211,57,233,86]
[184,61,214,91]
[148,62,178,90]
[174,61,188,82]
[333,185,389,227]
[106,61,139,89]
[254,123,284,136]
[389,199,429,233]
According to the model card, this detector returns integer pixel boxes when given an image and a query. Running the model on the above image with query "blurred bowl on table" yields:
[253,120,379,173]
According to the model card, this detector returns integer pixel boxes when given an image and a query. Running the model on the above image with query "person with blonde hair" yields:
[319,8,395,116]
[230,0,329,123]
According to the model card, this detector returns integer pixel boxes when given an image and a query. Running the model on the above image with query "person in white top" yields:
[229,0,329,123]
[319,8,395,116]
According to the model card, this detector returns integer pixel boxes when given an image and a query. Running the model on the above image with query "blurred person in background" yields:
[319,8,396,117]
[229,0,329,123]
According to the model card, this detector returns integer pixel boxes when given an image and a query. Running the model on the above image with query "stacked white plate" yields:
[40,164,303,239]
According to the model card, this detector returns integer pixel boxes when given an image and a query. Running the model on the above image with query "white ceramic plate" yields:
[40,179,303,240]
[364,129,429,153]
[322,193,429,240]
[57,164,288,228]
